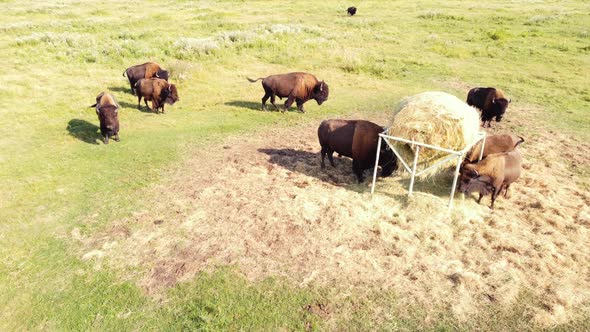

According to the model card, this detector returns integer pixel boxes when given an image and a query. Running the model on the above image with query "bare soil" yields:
[80,106,590,326]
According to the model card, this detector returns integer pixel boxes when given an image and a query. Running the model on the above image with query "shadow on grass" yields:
[118,100,154,113]
[67,119,100,144]
[225,100,301,113]
[107,86,131,94]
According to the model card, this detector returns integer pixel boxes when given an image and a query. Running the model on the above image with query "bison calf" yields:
[459,150,522,209]
[466,87,511,127]
[465,134,524,163]
[247,72,329,113]
[135,78,179,113]
[123,62,169,96]
[318,119,397,183]
[90,92,120,144]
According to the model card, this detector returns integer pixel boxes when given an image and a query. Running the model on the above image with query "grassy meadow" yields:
[1,0,589,330]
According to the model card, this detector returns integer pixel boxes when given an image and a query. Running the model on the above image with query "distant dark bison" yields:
[318,119,397,183]
[247,72,329,113]
[90,92,120,144]
[134,78,179,113]
[123,62,169,96]
[466,87,511,127]
[347,6,357,16]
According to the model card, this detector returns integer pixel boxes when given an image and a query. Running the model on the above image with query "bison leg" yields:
[327,150,335,167]
[352,160,365,183]
[114,133,120,142]
[103,134,109,144]
[320,146,327,169]
[130,82,136,96]
[490,186,502,209]
[504,184,510,198]
[270,94,280,111]
[477,193,484,204]
[261,93,270,111]
[137,96,142,109]
[296,99,305,113]
[284,95,295,113]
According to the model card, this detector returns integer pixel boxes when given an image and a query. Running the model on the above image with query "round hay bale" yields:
[386,91,480,176]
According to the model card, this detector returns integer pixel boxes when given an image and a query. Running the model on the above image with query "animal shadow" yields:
[118,101,154,113]
[225,100,301,113]
[107,86,130,93]
[67,119,100,144]
[258,148,370,188]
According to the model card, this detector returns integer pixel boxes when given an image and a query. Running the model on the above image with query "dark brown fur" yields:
[247,72,329,113]
[89,92,120,144]
[318,119,397,182]
[123,62,169,96]
[347,7,357,16]
[459,150,522,209]
[134,78,179,113]
[466,87,511,127]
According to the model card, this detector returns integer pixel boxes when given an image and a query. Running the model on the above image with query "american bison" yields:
[247,72,329,113]
[318,119,397,183]
[90,92,120,144]
[459,150,522,209]
[123,62,169,96]
[134,78,179,113]
[347,6,357,16]
[466,87,511,127]
[465,134,524,163]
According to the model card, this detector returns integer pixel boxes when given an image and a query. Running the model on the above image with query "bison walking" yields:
[123,62,169,96]
[466,87,511,127]
[247,72,329,113]
[318,119,397,183]
[90,92,120,144]
[134,78,179,113]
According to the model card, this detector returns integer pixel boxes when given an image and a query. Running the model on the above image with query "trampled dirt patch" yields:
[81,107,590,326]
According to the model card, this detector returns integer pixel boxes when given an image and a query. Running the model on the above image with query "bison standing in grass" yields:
[466,87,511,127]
[90,92,120,144]
[134,78,179,113]
[318,119,397,183]
[247,72,329,113]
[123,62,169,96]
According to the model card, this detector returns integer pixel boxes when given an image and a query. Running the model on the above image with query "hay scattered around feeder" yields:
[386,92,480,177]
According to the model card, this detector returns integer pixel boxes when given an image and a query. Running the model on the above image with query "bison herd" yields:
[87,40,520,209]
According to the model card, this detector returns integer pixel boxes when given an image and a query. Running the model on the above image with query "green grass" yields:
[1,0,589,330]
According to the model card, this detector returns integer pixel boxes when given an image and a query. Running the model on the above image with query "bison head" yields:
[379,142,398,177]
[165,84,179,105]
[492,97,509,122]
[313,81,329,105]
[458,164,493,195]
[155,69,170,81]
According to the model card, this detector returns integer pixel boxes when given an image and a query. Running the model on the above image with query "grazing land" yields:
[1,0,589,330]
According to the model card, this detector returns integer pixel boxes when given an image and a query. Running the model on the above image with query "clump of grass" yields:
[218,30,256,43]
[265,24,302,34]
[15,32,95,48]
[166,61,193,82]
[487,29,508,41]
[524,14,561,26]
[173,37,219,58]
[418,11,465,21]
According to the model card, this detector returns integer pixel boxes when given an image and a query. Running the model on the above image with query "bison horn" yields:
[509,98,512,103]
[474,170,480,177]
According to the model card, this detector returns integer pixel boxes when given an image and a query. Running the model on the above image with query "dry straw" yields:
[387,91,480,177]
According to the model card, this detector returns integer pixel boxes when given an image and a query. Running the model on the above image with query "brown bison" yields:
[134,78,179,113]
[459,150,522,209]
[347,6,357,16]
[123,62,169,96]
[247,72,329,113]
[318,119,397,183]
[466,87,511,127]
[90,92,120,144]
[465,134,524,163]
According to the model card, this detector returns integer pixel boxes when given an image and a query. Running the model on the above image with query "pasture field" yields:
[1,0,589,330]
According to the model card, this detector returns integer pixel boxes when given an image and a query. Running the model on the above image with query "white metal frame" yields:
[370,130,486,209]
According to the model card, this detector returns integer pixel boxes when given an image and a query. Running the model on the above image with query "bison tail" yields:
[122,69,127,77]
[247,77,264,83]
[515,136,525,147]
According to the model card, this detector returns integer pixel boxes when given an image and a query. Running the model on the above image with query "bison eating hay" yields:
[372,92,485,208]
[387,91,480,175]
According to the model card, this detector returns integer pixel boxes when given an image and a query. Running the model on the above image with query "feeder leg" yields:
[448,155,463,209]
[371,136,382,195]
[408,146,420,196]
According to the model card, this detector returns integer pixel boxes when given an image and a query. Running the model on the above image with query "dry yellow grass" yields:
[78,107,590,327]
